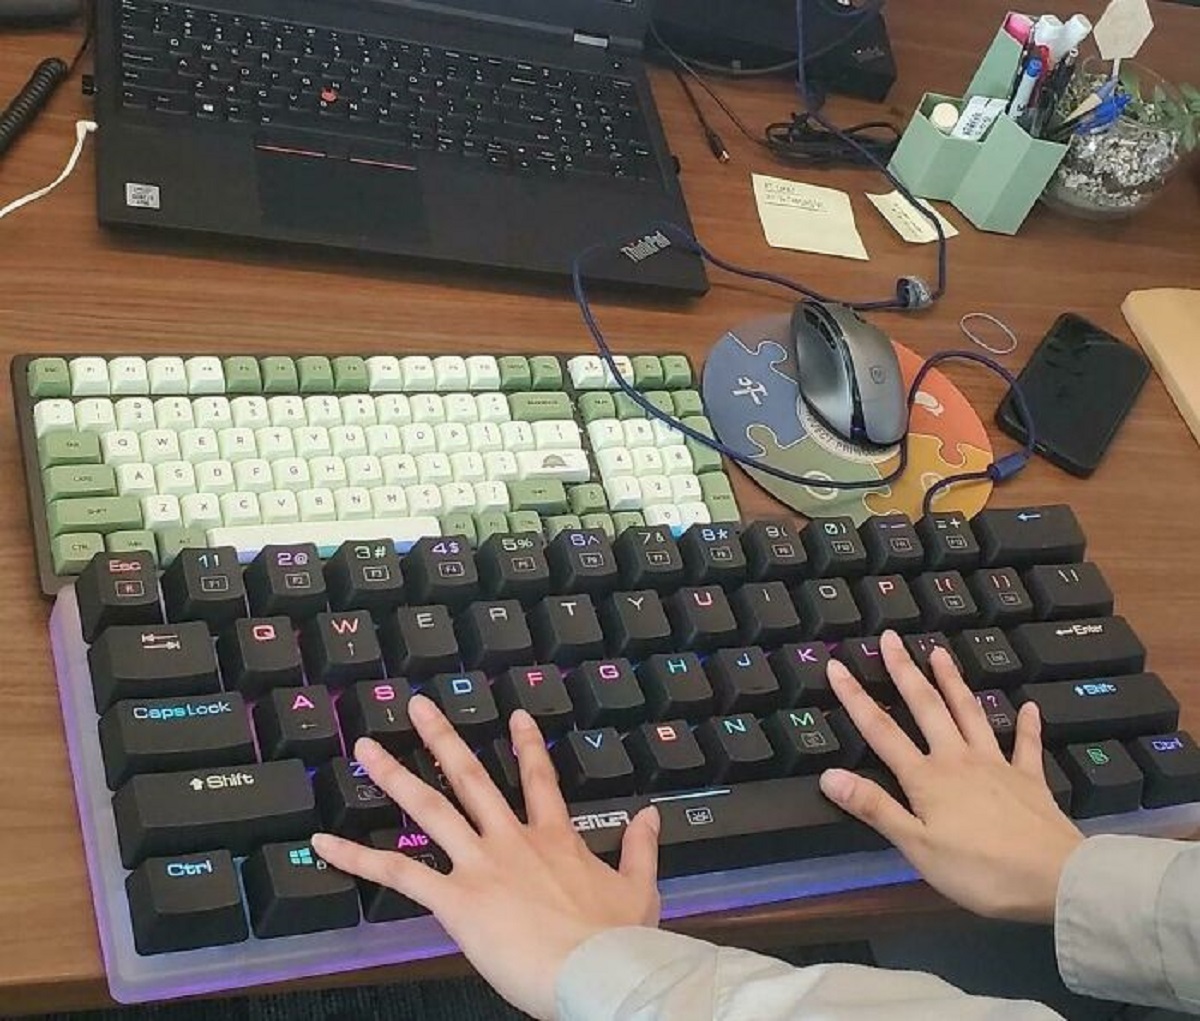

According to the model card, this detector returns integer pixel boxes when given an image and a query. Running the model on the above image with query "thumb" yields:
[618,806,661,889]
[820,769,922,849]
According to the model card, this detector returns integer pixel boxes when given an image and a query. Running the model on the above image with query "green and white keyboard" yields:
[14,353,738,593]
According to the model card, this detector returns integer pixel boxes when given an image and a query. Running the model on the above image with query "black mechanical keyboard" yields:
[116,0,660,182]
[49,506,1200,1001]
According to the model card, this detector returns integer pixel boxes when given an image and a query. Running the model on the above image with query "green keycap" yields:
[579,392,617,424]
[28,358,71,398]
[631,355,664,390]
[157,526,210,566]
[224,356,263,394]
[260,357,299,394]
[44,464,117,501]
[612,511,646,534]
[48,496,142,537]
[474,511,510,544]
[643,391,674,418]
[333,356,369,393]
[52,533,105,575]
[569,483,608,516]
[440,513,478,546]
[106,530,159,561]
[613,392,645,420]
[661,355,693,389]
[545,515,582,540]
[509,392,573,421]
[700,474,739,521]
[510,480,568,515]
[38,430,101,468]
[581,513,616,540]
[506,511,544,535]
[498,356,532,392]
[529,356,563,391]
[672,390,705,418]
[681,415,723,475]
[297,356,335,394]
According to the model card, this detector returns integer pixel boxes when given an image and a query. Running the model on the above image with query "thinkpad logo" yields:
[620,230,672,263]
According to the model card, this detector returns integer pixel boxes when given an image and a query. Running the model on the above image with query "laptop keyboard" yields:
[116,0,661,182]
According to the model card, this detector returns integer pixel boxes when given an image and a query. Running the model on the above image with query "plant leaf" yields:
[1119,65,1142,99]
[1181,83,1200,103]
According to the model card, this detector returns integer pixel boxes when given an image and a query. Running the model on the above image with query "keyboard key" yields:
[697,714,775,782]
[1010,616,1145,682]
[493,664,574,737]
[769,642,833,708]
[530,594,605,665]
[678,522,747,588]
[624,720,708,791]
[207,518,441,559]
[566,658,646,729]
[855,575,921,634]
[477,532,551,604]
[974,505,1086,568]
[323,540,406,617]
[552,728,635,799]
[706,646,780,714]
[161,546,246,630]
[741,520,809,583]
[1128,732,1200,808]
[456,599,534,673]
[359,827,450,922]
[911,571,979,630]
[859,514,924,575]
[835,637,892,699]
[336,679,416,756]
[1058,740,1143,818]
[1016,674,1180,746]
[546,528,619,596]
[599,590,671,659]
[381,605,460,679]
[246,544,327,620]
[403,535,478,609]
[299,610,383,686]
[126,851,248,955]
[113,759,317,868]
[902,632,956,675]
[793,578,862,640]
[313,757,402,836]
[764,707,843,774]
[1025,563,1114,621]
[241,840,359,938]
[975,689,1018,753]
[48,496,143,538]
[254,685,341,765]
[480,739,524,808]
[802,517,868,578]
[667,586,738,652]
[638,652,714,721]
[98,691,255,790]
[917,512,980,571]
[1044,751,1074,813]
[76,550,163,644]
[951,628,1024,689]
[426,671,500,743]
[613,525,683,592]
[730,582,802,646]
[968,568,1035,627]
[217,616,303,697]
[89,621,219,713]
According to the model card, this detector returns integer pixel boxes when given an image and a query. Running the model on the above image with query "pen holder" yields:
[887,93,982,201]
[964,21,1026,101]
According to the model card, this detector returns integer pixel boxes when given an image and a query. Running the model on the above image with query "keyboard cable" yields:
[0,118,97,223]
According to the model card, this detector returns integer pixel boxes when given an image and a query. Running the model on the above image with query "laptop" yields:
[91,0,708,295]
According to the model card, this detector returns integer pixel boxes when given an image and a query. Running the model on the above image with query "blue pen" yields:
[1076,92,1131,134]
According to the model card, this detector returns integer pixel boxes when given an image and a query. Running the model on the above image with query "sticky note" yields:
[751,174,868,261]
[866,191,960,245]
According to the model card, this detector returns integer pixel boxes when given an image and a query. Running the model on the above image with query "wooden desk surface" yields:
[1,0,1198,1012]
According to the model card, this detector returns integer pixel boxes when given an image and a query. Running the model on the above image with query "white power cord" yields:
[0,119,97,222]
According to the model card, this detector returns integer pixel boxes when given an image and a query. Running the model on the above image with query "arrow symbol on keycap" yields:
[1016,512,1042,522]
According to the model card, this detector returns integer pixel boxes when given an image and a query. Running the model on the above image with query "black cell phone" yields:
[996,313,1150,478]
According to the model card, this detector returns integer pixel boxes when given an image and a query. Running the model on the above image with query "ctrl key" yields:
[1128,732,1200,808]
[126,851,248,955]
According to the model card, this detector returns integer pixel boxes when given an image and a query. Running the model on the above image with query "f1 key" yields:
[76,551,163,644]
[973,505,1086,568]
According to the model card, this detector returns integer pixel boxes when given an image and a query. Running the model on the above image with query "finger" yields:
[820,769,923,850]
[881,631,963,753]
[406,695,518,835]
[828,659,924,778]
[618,807,661,889]
[1011,702,1047,781]
[354,736,480,857]
[312,832,449,911]
[929,648,1002,756]
[511,710,572,830]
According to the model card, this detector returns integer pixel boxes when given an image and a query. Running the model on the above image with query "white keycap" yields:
[516,450,591,482]
[156,460,197,496]
[220,491,261,526]
[639,475,672,506]
[623,420,655,448]
[679,502,711,527]
[75,398,117,433]
[108,357,149,396]
[606,355,635,389]
[366,424,403,457]
[367,356,404,392]
[34,399,76,437]
[435,422,470,454]
[440,482,476,513]
[234,458,273,493]
[154,396,194,431]
[69,357,110,396]
[231,396,270,429]
[567,355,607,390]
[587,419,625,450]
[147,357,188,394]
[294,426,331,458]
[533,420,582,450]
[218,427,257,462]
[347,454,383,487]
[370,486,408,517]
[466,356,501,390]
[652,420,687,447]
[116,397,156,432]
[181,493,223,529]
[304,395,342,428]
[272,457,312,491]
[644,504,683,529]
[433,356,469,391]
[400,423,437,455]
[340,394,377,427]
[335,487,373,520]
[417,452,453,486]
[255,426,295,460]
[632,448,664,476]
[196,460,236,495]
[142,493,182,529]
[596,447,634,479]
[662,446,694,476]
[500,421,534,452]
[476,393,511,423]
[101,430,142,465]
[268,396,306,428]
[375,394,412,426]
[474,481,510,511]
[310,456,348,487]
[604,476,642,511]
[443,393,478,423]
[141,429,182,463]
[401,356,436,392]
[670,474,703,504]
[410,394,446,424]
[208,515,441,559]
[298,488,337,523]
[261,490,300,524]
[382,453,419,487]
[484,451,519,482]
[185,356,225,394]
[467,422,502,453]
[117,463,157,497]
[450,451,487,484]
[193,396,233,430]
[405,483,443,515]
[330,425,368,458]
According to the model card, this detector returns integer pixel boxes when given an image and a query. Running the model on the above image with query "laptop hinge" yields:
[573,31,610,49]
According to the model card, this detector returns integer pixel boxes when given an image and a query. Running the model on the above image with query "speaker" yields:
[0,0,80,23]
[651,0,897,103]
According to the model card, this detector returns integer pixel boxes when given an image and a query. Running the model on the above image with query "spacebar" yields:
[208,518,442,562]
[570,775,889,878]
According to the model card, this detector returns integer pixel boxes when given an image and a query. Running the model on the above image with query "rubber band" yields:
[960,312,1018,356]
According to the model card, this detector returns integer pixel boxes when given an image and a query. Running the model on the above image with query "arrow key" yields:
[253,685,340,766]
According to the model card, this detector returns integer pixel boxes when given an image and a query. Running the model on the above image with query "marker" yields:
[1004,12,1034,44]
[1008,57,1042,119]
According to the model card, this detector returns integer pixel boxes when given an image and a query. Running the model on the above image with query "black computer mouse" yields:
[789,300,909,448]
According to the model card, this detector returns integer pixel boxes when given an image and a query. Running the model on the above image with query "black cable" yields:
[68,0,95,76]
[672,69,730,163]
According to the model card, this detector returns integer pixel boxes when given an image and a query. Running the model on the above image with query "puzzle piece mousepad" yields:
[702,314,993,525]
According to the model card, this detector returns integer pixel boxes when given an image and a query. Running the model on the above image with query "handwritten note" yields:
[866,191,960,245]
[751,174,868,261]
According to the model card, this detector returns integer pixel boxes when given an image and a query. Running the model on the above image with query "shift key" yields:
[88,621,220,713]
[113,760,318,868]
[47,496,142,537]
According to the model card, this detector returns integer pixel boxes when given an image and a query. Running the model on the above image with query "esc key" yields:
[77,551,163,644]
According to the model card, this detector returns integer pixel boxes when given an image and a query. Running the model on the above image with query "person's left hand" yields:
[312,695,662,1021]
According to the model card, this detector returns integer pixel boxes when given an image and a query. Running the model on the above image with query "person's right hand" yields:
[819,631,1084,924]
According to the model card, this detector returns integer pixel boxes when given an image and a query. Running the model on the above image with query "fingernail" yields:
[311,832,334,852]
[408,694,436,722]
[820,769,854,802]
[510,709,537,732]
[645,806,661,835]
[355,737,383,760]
[826,659,849,682]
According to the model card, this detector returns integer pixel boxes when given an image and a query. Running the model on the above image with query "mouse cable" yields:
[570,225,1036,518]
